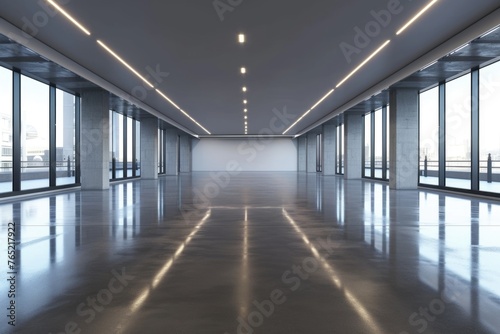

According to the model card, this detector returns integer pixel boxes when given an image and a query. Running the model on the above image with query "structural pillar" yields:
[322,123,336,175]
[179,135,192,173]
[297,136,307,172]
[80,90,110,190]
[140,117,158,179]
[306,132,317,173]
[165,129,178,175]
[344,113,362,179]
[389,88,419,190]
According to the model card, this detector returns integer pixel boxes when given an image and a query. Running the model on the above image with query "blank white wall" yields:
[192,138,297,172]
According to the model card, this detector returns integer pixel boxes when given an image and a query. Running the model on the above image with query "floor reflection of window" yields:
[479,203,500,297]
[445,197,471,280]
[418,193,440,290]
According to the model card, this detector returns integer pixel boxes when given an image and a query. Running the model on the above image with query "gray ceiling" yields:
[0,0,499,135]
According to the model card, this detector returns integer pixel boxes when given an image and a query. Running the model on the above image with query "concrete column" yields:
[323,123,336,175]
[307,132,317,173]
[389,88,419,190]
[298,136,307,172]
[140,117,158,179]
[165,129,178,175]
[179,135,191,173]
[80,90,110,190]
[344,113,362,179]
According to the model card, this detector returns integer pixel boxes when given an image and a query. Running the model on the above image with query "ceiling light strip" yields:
[396,0,439,35]
[283,89,336,134]
[283,109,312,135]
[481,26,500,38]
[310,89,335,110]
[47,0,91,35]
[97,40,154,88]
[156,89,211,134]
[336,40,391,88]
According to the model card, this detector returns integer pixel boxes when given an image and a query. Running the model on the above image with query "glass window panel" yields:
[479,60,500,193]
[336,123,344,175]
[374,108,383,179]
[21,75,49,190]
[419,87,439,185]
[56,89,75,186]
[336,125,340,174]
[112,112,124,179]
[109,110,113,179]
[126,117,133,177]
[386,106,390,179]
[446,74,471,190]
[364,114,372,178]
[340,124,344,174]
[135,120,141,177]
[0,67,13,193]
[158,128,162,174]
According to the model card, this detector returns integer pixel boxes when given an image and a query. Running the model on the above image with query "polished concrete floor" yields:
[1,172,500,334]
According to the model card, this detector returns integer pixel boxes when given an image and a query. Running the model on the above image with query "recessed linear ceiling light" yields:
[450,43,470,55]
[97,40,154,88]
[420,60,438,72]
[336,40,391,89]
[283,88,335,135]
[241,67,246,74]
[47,0,91,35]
[396,0,439,35]
[155,89,211,135]
[239,34,246,44]
[481,26,500,38]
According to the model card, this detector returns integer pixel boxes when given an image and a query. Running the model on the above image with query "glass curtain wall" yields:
[386,106,390,178]
[126,117,133,177]
[158,128,166,175]
[112,112,124,179]
[316,133,322,173]
[21,75,50,190]
[55,89,75,186]
[479,60,500,193]
[0,67,12,193]
[374,108,383,178]
[363,113,372,178]
[108,110,141,181]
[336,123,344,175]
[419,61,500,196]
[0,66,79,197]
[362,107,389,180]
[135,121,141,177]
[419,87,440,186]
[445,73,471,190]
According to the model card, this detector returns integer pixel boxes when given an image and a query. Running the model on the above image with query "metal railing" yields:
[420,154,500,183]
